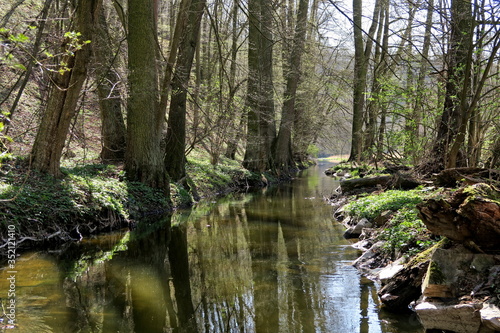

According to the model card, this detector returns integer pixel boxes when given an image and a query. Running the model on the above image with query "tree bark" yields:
[31,0,102,176]
[126,0,168,189]
[164,0,206,181]
[274,0,309,171]
[94,7,126,162]
[417,184,500,251]
[243,0,276,172]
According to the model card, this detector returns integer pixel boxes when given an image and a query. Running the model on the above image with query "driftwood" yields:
[435,167,500,187]
[417,183,500,252]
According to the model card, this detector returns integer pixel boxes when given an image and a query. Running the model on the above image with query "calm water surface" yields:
[0,163,423,332]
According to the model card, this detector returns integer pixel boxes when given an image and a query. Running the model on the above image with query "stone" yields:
[481,303,500,331]
[421,246,497,299]
[415,301,482,333]
[374,210,393,227]
[378,259,405,285]
[343,218,372,239]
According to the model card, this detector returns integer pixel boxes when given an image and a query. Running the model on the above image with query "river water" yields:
[0,163,423,332]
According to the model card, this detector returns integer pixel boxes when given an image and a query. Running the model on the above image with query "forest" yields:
[0,0,498,191]
[1,1,500,331]
[0,0,499,247]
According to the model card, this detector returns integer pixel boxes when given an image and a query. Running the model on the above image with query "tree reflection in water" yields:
[0,165,423,332]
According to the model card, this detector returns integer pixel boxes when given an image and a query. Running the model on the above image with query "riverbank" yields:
[0,151,312,258]
[326,164,500,332]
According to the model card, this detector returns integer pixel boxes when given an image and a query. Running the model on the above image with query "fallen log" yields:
[340,172,422,194]
[340,176,391,193]
[417,183,500,252]
[435,167,500,187]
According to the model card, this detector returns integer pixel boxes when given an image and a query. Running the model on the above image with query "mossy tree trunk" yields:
[164,0,206,181]
[125,0,168,189]
[31,0,102,177]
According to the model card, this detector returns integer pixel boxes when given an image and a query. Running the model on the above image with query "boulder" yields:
[377,260,429,312]
[415,301,482,333]
[343,218,372,239]
[378,258,405,285]
[480,303,500,331]
[421,246,497,299]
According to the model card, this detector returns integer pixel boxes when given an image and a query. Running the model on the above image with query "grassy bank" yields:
[0,151,298,255]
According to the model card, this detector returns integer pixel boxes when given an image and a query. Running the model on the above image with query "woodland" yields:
[0,0,500,219]
[1,1,500,330]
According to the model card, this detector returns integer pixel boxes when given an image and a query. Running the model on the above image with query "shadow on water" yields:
[0,163,424,332]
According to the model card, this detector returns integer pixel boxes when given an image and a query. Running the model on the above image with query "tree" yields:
[274,0,309,171]
[243,0,276,172]
[125,0,167,189]
[164,0,207,181]
[348,0,381,162]
[93,6,126,162]
[30,0,102,176]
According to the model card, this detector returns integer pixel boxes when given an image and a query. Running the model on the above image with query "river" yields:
[0,162,423,332]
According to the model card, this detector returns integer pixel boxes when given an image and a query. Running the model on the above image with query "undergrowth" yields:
[344,188,440,258]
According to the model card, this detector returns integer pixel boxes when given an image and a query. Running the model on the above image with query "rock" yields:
[415,301,482,333]
[378,259,405,285]
[480,303,500,331]
[353,241,384,268]
[421,246,497,299]
[374,210,393,227]
[378,260,429,312]
[343,218,372,239]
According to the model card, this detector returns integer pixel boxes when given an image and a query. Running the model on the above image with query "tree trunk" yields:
[425,0,473,172]
[94,7,126,162]
[243,0,276,172]
[274,0,309,171]
[164,0,206,181]
[31,0,102,176]
[126,0,168,189]
[349,0,380,162]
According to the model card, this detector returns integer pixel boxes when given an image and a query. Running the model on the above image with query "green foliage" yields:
[378,207,438,257]
[0,162,169,227]
[343,189,423,220]
[306,144,319,158]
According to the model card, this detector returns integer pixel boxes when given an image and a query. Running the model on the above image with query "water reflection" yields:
[0,164,423,332]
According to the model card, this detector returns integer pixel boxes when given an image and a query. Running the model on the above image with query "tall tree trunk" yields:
[126,0,168,189]
[94,7,126,162]
[164,0,206,181]
[274,0,309,171]
[407,0,433,164]
[349,0,380,162]
[31,0,102,176]
[224,0,241,160]
[425,0,473,171]
[243,0,276,172]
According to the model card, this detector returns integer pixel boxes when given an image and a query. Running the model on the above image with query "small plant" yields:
[378,207,438,257]
[343,189,423,220]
